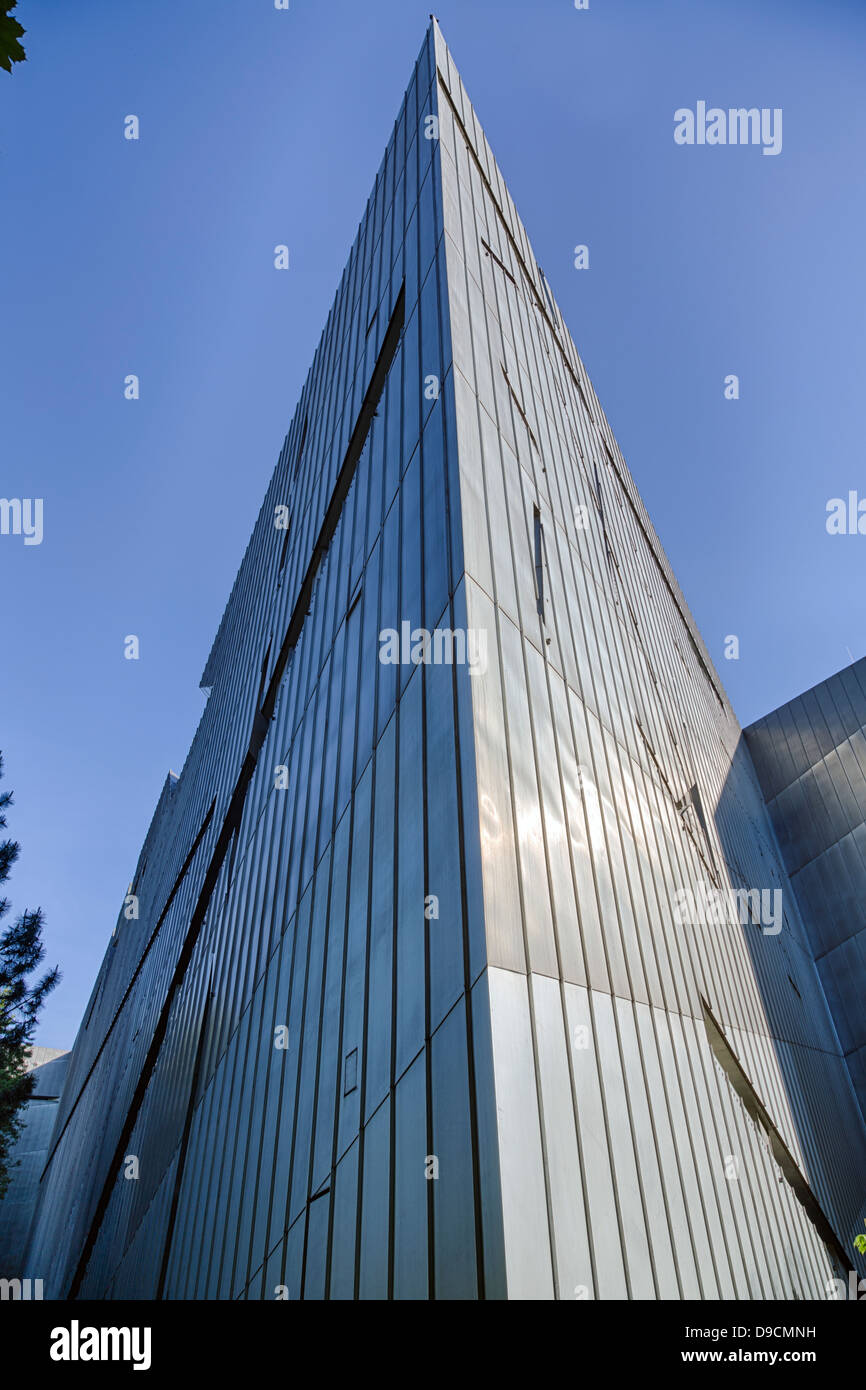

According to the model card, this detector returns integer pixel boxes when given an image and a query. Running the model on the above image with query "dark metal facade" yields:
[747,659,866,1129]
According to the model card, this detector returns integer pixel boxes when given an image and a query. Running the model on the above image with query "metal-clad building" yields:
[0,1049,69,1281]
[746,660,866,1131]
[23,20,866,1300]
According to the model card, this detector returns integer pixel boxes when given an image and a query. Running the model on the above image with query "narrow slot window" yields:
[501,362,538,449]
[676,783,721,888]
[343,1048,358,1096]
[83,967,107,1029]
[480,236,517,286]
[131,856,147,896]
[278,519,292,576]
[292,414,309,479]
[538,264,557,320]
[222,826,239,908]
[533,505,545,620]
[591,460,604,515]
[604,442,626,510]
[257,642,272,705]
[346,578,363,618]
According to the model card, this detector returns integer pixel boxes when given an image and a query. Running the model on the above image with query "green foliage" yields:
[855,1226,866,1257]
[0,2,26,75]
[0,752,59,1197]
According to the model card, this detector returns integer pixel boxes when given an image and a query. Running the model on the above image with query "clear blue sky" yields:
[2,0,864,1049]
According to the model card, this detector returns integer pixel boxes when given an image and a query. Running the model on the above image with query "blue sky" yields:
[2,0,865,1048]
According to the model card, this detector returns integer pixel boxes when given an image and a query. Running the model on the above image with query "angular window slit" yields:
[501,362,538,449]
[676,783,721,887]
[346,578,363,618]
[701,996,848,1276]
[292,414,309,479]
[533,504,545,620]
[538,264,557,320]
[343,1048,358,1096]
[480,236,516,285]
[278,518,292,576]
[257,642,272,704]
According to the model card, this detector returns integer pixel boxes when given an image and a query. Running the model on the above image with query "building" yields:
[24,20,866,1300]
[746,662,866,1134]
[0,1048,69,1284]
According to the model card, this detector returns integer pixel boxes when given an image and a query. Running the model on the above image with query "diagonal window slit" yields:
[533,505,545,619]
[701,995,849,1275]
